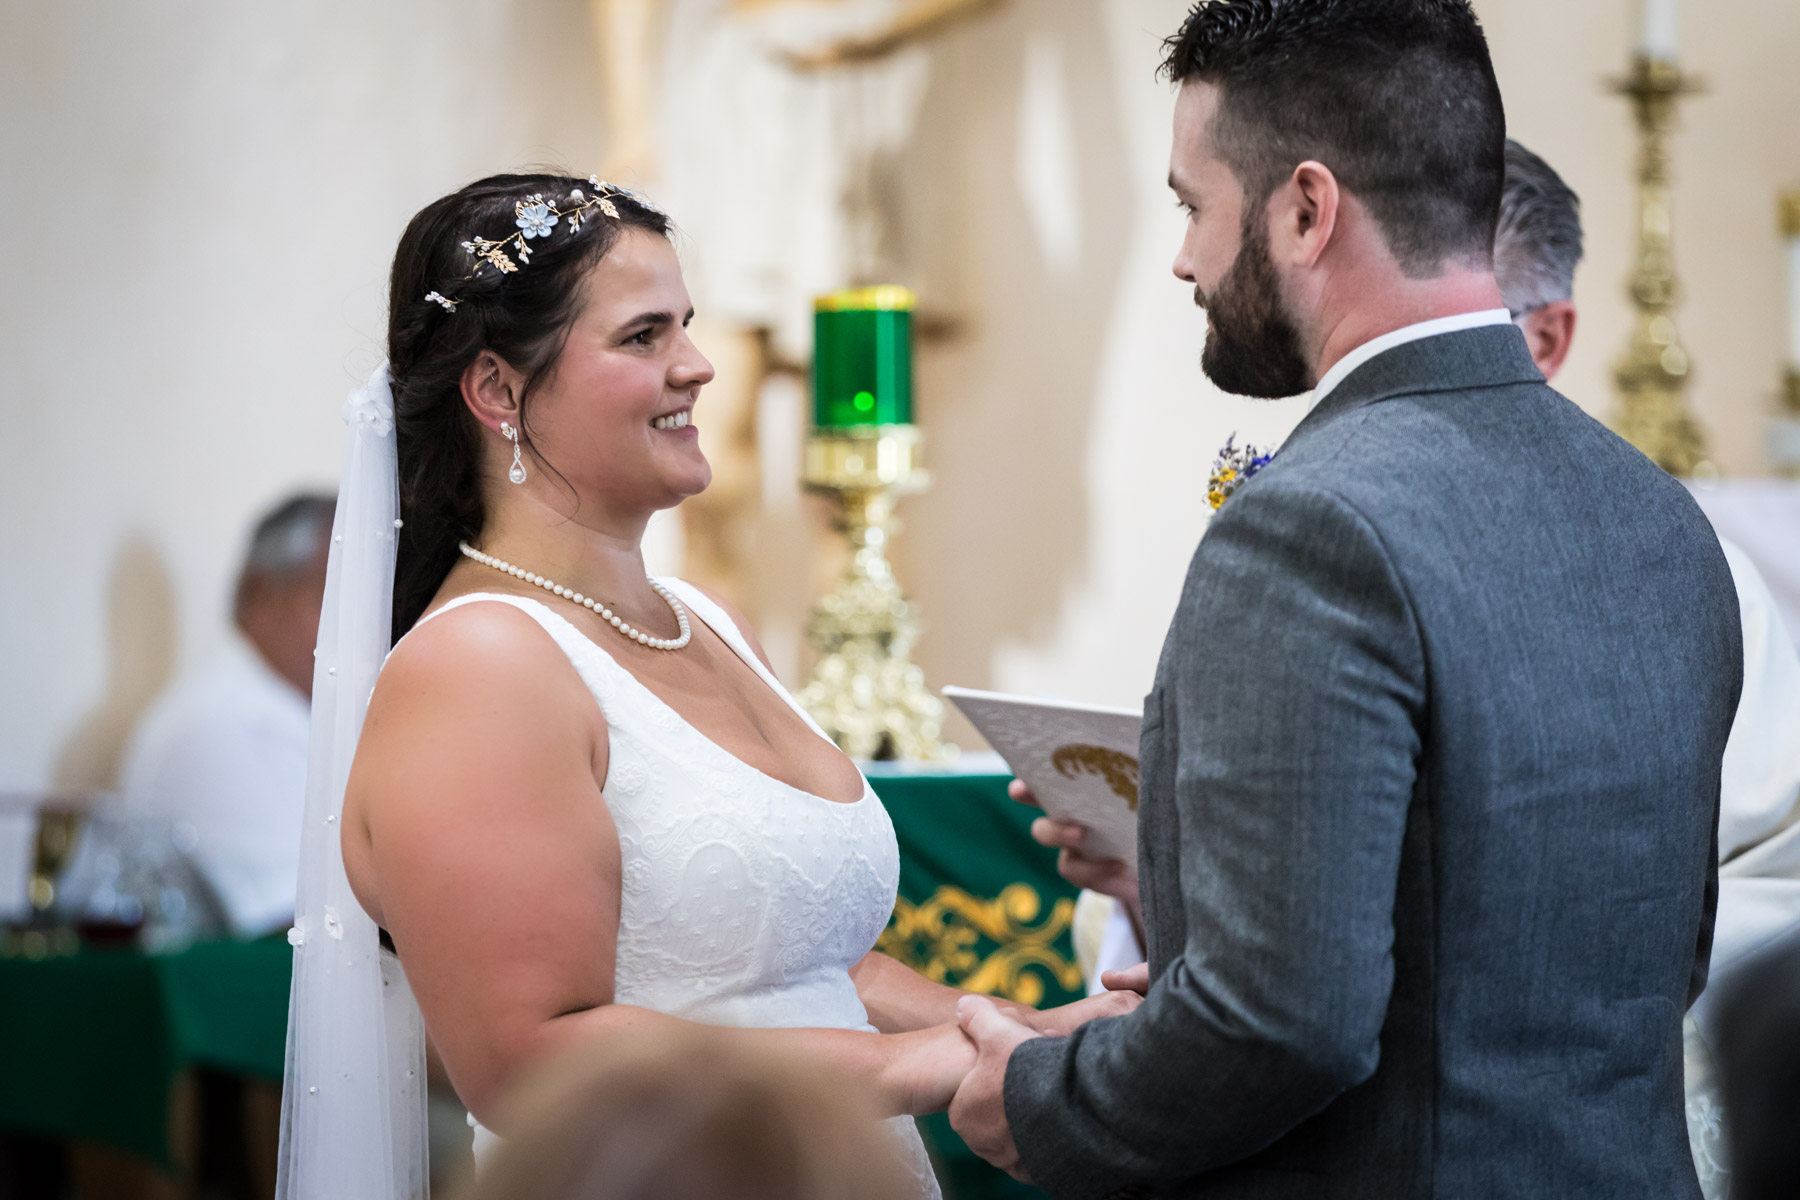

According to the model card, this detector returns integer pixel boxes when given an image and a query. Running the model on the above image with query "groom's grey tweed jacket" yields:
[1004,325,1741,1199]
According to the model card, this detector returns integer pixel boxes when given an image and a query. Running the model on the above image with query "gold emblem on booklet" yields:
[1051,745,1139,811]
[941,686,1143,872]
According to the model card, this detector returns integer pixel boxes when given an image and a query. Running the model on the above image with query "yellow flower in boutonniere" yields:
[1206,435,1276,512]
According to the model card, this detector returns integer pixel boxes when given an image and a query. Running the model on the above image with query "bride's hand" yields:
[1021,986,1142,1038]
[882,1022,977,1115]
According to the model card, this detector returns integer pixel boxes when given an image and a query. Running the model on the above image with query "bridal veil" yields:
[275,364,430,1200]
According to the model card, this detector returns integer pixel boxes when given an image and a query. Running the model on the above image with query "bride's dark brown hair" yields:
[385,173,670,643]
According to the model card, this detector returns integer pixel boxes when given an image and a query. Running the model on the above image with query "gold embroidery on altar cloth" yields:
[877,884,1082,1006]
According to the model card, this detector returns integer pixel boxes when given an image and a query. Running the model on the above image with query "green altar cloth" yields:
[0,937,292,1167]
[0,772,1079,1197]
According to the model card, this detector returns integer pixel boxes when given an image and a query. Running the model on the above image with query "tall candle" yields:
[1639,0,1678,61]
[1784,193,1800,369]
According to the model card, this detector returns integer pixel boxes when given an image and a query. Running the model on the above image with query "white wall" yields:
[0,0,619,789]
[5,0,1796,785]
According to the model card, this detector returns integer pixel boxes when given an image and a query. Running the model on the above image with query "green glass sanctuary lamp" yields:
[812,285,916,426]
[798,286,949,760]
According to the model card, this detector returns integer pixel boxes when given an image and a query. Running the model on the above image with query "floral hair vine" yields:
[423,177,660,313]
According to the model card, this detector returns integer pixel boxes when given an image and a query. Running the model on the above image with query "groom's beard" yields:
[1195,218,1313,399]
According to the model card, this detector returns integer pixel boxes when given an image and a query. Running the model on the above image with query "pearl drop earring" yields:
[500,421,526,485]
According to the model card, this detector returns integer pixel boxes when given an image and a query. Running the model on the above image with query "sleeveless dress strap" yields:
[396,585,834,754]
[392,591,625,709]
[404,591,551,635]
[656,578,837,746]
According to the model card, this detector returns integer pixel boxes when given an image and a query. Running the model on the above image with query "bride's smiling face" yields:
[517,229,715,516]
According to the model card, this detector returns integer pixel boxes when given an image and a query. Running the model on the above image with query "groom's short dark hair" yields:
[1163,0,1506,278]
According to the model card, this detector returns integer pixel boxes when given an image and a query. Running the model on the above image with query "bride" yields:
[282,172,1134,1197]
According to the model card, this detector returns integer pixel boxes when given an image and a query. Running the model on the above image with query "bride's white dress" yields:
[408,583,940,1197]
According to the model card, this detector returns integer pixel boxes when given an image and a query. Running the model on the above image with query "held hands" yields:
[949,995,1039,1181]
[887,1022,980,1116]
[941,982,1146,1179]
[889,988,1143,1115]
[1022,984,1142,1036]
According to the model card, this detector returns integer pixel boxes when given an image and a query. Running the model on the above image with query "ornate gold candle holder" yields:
[1612,56,1706,474]
[797,425,949,760]
[1774,190,1800,478]
[1781,191,1800,415]
[1610,56,1709,476]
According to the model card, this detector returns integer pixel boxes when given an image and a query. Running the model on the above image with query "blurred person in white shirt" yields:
[118,493,332,938]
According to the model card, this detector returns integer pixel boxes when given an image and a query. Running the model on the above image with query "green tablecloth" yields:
[0,772,1078,1196]
[0,937,292,1167]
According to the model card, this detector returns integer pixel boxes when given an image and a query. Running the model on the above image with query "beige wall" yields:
[894,0,1800,745]
[5,0,1796,786]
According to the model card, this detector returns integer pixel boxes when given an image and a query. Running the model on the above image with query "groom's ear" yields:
[460,349,526,434]
[1276,160,1341,271]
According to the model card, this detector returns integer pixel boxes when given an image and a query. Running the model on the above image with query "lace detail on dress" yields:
[1684,1015,1731,1199]
[414,587,938,1199]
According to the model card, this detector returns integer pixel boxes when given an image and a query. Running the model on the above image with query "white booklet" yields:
[941,686,1143,872]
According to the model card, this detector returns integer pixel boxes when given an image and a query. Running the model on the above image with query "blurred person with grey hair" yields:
[1495,138,1583,379]
[118,492,334,936]
[1495,137,1800,1200]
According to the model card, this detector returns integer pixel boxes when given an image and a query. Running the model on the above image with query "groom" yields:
[948,2,1743,1197]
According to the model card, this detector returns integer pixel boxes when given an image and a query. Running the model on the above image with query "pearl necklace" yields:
[457,541,692,651]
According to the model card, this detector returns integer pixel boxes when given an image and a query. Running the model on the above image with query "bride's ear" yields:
[461,349,526,434]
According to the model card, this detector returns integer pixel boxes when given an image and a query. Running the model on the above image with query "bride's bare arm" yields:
[850,949,1140,1037]
[342,602,970,1127]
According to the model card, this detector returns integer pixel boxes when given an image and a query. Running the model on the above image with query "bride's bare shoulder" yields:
[369,596,599,730]
[344,595,614,934]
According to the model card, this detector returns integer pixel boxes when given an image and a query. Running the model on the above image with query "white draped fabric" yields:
[275,366,428,1200]
[1698,537,1800,1011]
[655,0,930,360]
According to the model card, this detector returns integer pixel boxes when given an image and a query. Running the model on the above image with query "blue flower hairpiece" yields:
[1206,435,1275,511]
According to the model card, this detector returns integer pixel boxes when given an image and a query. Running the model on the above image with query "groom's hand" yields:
[950,995,1039,1182]
[1010,780,1142,917]
[1100,960,1150,996]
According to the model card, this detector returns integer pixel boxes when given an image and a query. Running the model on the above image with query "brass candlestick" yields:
[1782,191,1800,415]
[1775,191,1800,477]
[1610,56,1709,476]
[798,426,949,760]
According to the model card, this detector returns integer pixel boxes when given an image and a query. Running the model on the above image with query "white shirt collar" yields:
[1305,308,1514,413]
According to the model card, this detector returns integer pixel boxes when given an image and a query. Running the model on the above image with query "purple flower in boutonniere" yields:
[1206,435,1276,511]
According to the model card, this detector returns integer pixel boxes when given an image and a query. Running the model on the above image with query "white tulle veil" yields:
[276,363,429,1200]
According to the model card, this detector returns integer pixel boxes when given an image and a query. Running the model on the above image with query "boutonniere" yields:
[1206,435,1276,511]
